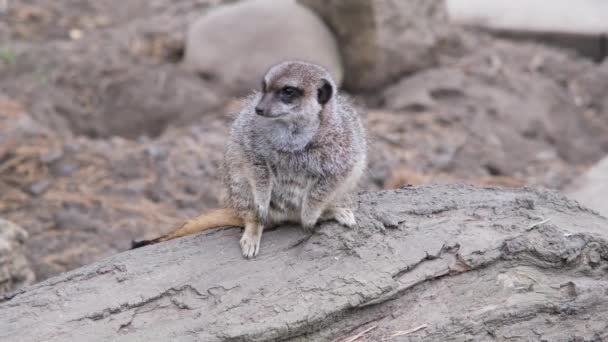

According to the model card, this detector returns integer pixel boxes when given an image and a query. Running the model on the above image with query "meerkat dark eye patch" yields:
[277,86,302,103]
[317,79,333,105]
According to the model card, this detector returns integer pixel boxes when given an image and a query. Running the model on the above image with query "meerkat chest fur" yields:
[251,102,351,222]
[267,164,312,221]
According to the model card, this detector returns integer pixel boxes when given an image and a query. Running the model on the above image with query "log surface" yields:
[2,185,608,341]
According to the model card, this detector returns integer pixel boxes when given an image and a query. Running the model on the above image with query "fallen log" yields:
[1,185,607,341]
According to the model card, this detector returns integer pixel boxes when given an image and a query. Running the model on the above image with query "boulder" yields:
[376,40,608,188]
[299,0,467,92]
[0,218,34,296]
[183,0,343,96]
[89,65,224,139]
[565,156,608,217]
[2,185,608,341]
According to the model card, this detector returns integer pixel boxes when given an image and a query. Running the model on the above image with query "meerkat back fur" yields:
[224,61,367,258]
[132,61,367,258]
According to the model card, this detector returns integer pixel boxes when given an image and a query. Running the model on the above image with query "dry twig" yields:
[337,325,378,342]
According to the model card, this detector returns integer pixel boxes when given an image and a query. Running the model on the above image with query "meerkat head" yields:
[254,61,336,120]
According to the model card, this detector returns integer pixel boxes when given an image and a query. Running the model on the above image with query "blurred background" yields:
[1,0,607,293]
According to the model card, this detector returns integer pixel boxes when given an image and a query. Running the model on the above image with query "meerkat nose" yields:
[255,107,265,116]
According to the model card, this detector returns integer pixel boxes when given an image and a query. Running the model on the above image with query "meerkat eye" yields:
[278,86,300,103]
[281,86,296,96]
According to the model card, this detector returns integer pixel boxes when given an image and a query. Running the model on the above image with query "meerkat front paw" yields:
[240,232,261,258]
[322,207,357,228]
[332,208,357,227]
[240,221,263,258]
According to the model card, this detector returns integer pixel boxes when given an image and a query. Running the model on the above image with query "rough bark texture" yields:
[2,185,608,342]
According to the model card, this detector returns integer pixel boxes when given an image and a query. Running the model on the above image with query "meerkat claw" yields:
[331,208,357,228]
[240,232,261,258]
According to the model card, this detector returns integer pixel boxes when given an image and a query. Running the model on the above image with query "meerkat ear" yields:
[317,79,333,105]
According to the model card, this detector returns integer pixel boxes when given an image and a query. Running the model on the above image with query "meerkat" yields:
[132,61,367,258]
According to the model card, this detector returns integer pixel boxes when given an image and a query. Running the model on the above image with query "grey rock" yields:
[27,179,52,196]
[50,161,79,177]
[183,0,343,96]
[38,149,63,164]
[93,65,224,139]
[2,185,608,341]
[299,0,467,92]
[0,219,34,296]
[565,156,608,217]
[378,43,608,184]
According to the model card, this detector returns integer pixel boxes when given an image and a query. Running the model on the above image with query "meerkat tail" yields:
[131,208,244,249]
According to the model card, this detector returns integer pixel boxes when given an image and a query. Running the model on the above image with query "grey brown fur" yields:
[222,61,367,258]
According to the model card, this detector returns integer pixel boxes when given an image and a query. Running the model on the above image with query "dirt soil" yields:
[1,0,608,282]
